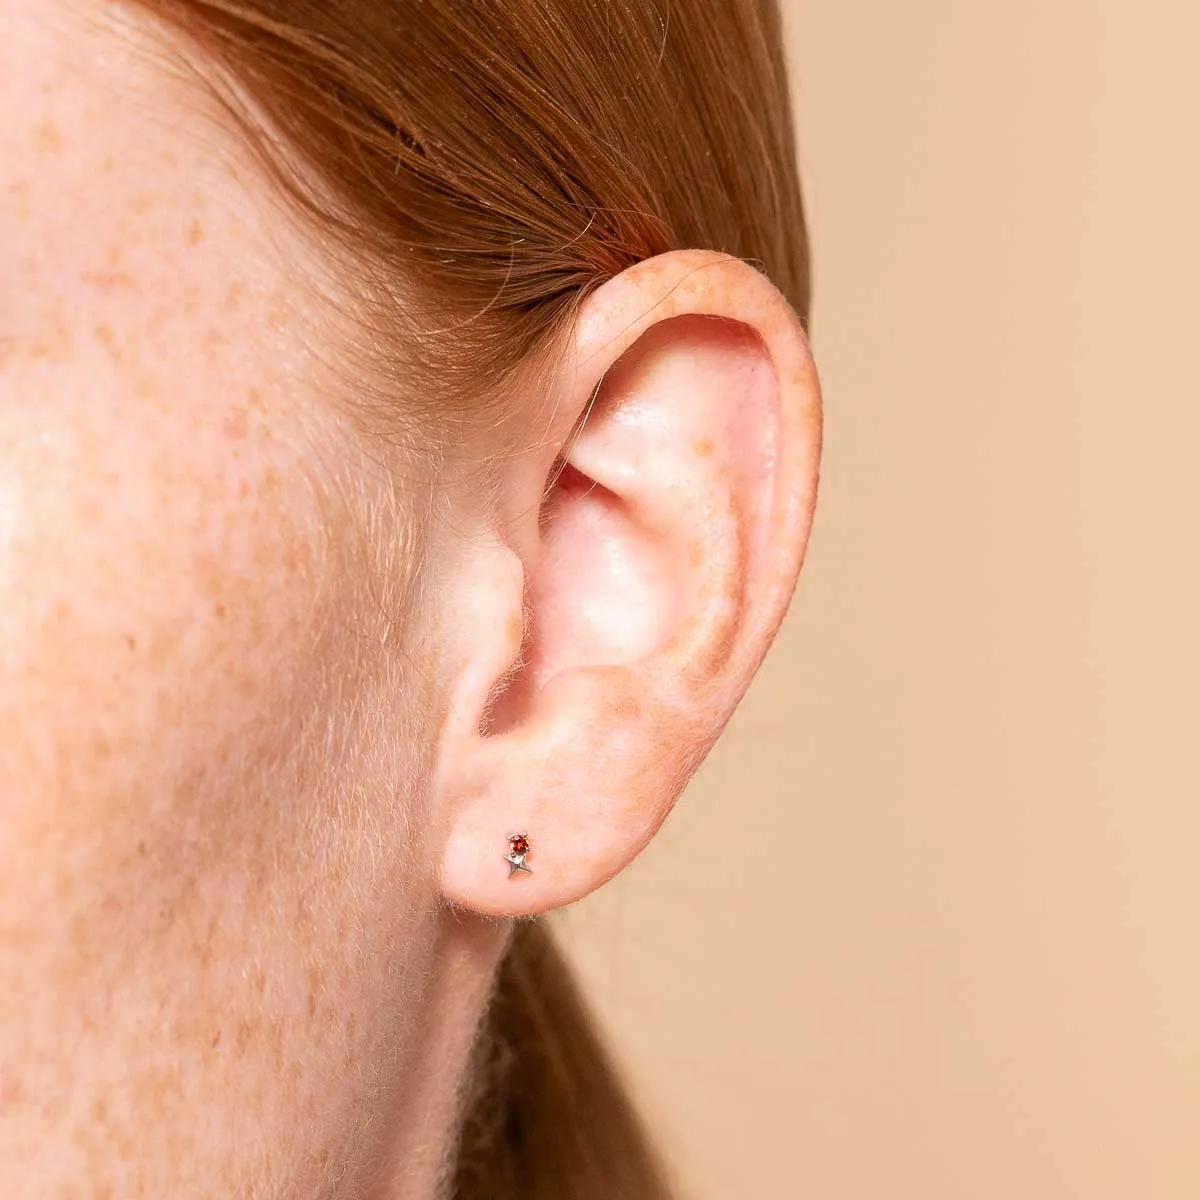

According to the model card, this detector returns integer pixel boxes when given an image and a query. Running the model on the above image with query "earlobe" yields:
[435,251,821,918]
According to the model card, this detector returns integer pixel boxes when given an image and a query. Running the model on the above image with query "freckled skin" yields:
[0,5,491,1198]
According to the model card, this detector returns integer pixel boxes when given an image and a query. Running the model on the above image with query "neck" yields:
[357,915,509,1200]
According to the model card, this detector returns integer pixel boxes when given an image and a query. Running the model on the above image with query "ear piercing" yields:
[505,833,532,878]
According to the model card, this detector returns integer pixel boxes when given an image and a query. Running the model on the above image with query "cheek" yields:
[0,374,331,1117]
[0,384,323,846]
[0,43,386,1197]
[0,359,436,1186]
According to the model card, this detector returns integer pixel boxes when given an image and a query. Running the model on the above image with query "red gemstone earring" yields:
[505,833,532,878]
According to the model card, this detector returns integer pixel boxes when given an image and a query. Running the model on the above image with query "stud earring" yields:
[505,833,532,878]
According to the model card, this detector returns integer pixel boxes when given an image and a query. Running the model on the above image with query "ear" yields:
[433,250,821,917]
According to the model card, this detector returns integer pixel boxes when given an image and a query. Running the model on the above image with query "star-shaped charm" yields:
[505,851,532,877]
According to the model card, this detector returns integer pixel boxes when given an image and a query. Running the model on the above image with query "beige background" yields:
[560,1,1200,1196]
